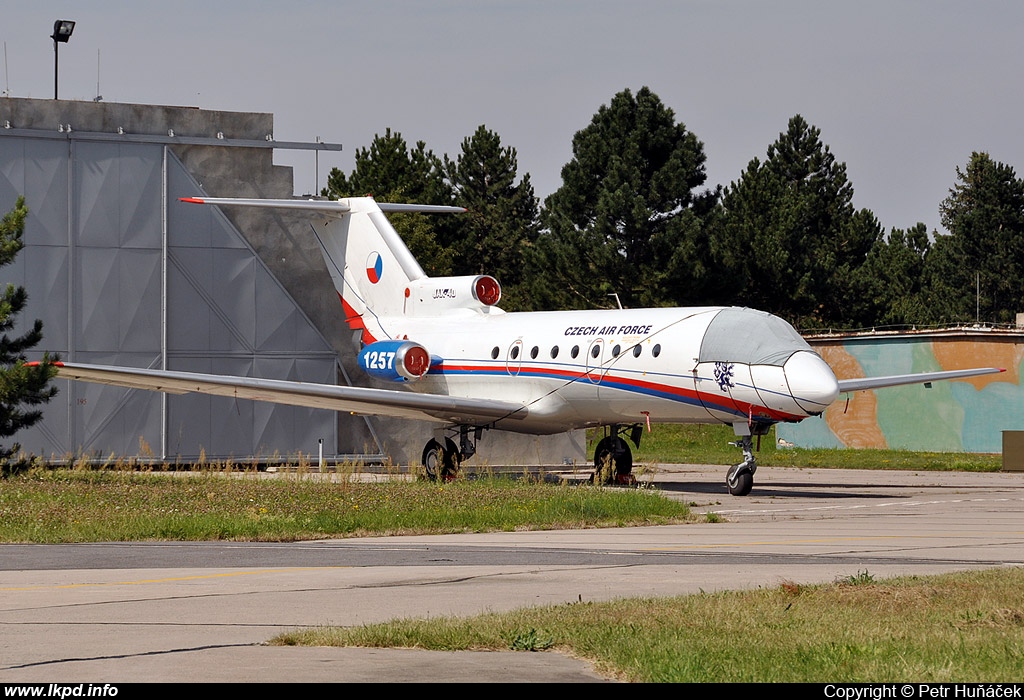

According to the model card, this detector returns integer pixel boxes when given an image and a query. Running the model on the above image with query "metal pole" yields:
[53,37,58,99]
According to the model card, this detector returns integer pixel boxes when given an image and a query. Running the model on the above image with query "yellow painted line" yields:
[0,566,348,592]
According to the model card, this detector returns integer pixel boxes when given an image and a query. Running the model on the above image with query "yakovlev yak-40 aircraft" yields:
[45,196,1003,496]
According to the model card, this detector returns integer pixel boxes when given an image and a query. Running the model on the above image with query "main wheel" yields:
[593,436,633,485]
[421,438,461,481]
[726,465,753,496]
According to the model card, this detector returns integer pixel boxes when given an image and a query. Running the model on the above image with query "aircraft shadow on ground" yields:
[647,479,903,500]
[464,467,910,500]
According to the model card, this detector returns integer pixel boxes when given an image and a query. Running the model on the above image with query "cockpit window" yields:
[699,308,810,366]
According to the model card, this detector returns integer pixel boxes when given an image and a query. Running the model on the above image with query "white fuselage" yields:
[376,305,841,435]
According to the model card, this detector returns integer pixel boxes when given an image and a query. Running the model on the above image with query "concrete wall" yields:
[777,329,1024,452]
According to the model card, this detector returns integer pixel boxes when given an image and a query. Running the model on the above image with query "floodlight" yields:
[52,20,75,42]
[50,19,76,99]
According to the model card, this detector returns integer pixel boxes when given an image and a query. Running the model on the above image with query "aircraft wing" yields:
[837,367,1004,393]
[48,362,526,425]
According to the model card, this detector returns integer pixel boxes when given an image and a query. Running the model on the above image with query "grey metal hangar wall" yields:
[0,128,340,462]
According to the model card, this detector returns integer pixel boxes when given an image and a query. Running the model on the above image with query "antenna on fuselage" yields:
[608,293,623,310]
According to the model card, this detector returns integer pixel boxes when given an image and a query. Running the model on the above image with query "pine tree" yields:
[923,152,1024,324]
[444,125,540,310]
[535,87,715,310]
[0,197,58,460]
[712,115,880,329]
[324,129,458,275]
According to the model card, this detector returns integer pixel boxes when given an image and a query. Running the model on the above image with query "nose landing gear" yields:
[726,434,756,496]
[725,421,771,496]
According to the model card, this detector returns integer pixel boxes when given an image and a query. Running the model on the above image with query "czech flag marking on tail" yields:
[366,252,383,284]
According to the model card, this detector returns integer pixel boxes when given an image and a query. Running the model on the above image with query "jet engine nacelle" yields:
[404,275,502,315]
[358,340,431,382]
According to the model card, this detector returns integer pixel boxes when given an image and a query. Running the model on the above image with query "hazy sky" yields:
[2,1,1022,236]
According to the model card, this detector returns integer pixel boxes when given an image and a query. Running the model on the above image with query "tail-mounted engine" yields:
[358,340,431,382]
[404,275,502,315]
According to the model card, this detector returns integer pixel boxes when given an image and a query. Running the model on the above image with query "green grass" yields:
[631,424,1002,471]
[0,469,692,543]
[272,567,1024,682]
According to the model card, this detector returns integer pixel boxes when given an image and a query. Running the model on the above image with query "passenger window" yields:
[530,346,539,359]
[511,346,520,359]
[652,344,661,358]
[632,345,642,358]
[491,347,499,360]
[571,345,580,359]
[591,345,600,358]
[612,344,621,357]
[550,346,559,359]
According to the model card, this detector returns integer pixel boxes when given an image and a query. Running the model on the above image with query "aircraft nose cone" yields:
[784,350,840,415]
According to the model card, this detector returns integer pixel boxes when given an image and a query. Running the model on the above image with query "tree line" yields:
[327,87,1024,331]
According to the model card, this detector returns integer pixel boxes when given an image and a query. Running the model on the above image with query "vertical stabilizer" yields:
[312,198,427,344]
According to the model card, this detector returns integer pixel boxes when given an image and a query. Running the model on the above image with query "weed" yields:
[840,569,876,586]
[506,627,554,652]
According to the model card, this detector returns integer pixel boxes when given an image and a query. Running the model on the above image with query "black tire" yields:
[422,439,444,481]
[422,438,461,481]
[593,436,632,484]
[726,468,753,496]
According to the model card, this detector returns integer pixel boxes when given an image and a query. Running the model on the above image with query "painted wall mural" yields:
[777,333,1024,453]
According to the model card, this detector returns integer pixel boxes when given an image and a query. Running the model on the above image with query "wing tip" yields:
[179,197,205,204]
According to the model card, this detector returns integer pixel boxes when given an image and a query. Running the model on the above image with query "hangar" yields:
[0,97,582,467]
[0,97,359,462]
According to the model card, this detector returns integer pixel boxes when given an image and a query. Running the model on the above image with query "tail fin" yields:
[314,198,433,344]
[181,196,465,344]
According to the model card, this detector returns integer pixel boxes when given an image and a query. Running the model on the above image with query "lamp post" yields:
[50,19,75,100]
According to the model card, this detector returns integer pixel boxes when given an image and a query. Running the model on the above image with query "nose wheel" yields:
[726,461,754,496]
[725,433,757,496]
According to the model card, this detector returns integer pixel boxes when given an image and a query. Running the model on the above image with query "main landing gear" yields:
[421,426,482,480]
[725,421,771,496]
[592,424,643,485]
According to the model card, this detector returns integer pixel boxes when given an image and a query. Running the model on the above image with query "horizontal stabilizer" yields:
[180,197,466,216]
[180,197,351,214]
[837,367,1004,393]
